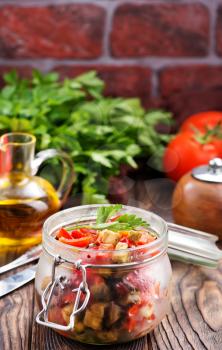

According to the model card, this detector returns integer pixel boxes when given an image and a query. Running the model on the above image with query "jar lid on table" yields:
[192,158,222,183]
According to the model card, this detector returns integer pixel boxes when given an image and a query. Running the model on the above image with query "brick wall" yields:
[0,0,222,126]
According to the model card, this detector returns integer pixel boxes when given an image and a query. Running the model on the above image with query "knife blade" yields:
[0,264,37,298]
[0,245,42,275]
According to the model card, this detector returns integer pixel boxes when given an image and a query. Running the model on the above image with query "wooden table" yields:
[0,179,222,350]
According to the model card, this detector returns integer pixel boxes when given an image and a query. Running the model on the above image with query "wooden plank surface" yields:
[0,179,222,350]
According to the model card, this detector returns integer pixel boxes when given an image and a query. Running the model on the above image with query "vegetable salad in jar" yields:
[35,205,172,344]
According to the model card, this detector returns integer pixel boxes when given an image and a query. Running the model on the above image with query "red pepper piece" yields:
[71,230,84,239]
[70,228,97,241]
[59,236,91,247]
[56,228,72,239]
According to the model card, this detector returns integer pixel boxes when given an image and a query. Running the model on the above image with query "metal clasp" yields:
[36,256,90,331]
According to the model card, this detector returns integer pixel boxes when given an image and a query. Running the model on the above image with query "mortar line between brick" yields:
[150,70,159,98]
[0,0,215,6]
[0,57,222,69]
[208,0,218,55]
[102,1,116,58]
[0,0,109,7]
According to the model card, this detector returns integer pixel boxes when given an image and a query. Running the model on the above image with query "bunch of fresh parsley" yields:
[0,70,172,203]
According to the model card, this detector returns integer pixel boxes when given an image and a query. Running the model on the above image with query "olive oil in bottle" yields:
[0,133,74,251]
[0,172,60,247]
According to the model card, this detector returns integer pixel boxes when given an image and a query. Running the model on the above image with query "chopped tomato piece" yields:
[120,237,130,244]
[137,233,156,245]
[149,314,156,321]
[128,304,140,317]
[80,228,97,235]
[119,236,135,247]
[59,236,91,247]
[125,318,137,332]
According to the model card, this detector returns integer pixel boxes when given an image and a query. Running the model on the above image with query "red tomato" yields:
[211,137,222,156]
[180,111,222,132]
[59,236,91,247]
[163,131,219,181]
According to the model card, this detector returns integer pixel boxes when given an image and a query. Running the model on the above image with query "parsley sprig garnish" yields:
[96,204,122,224]
[67,205,149,231]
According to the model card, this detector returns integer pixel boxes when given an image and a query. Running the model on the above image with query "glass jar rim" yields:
[43,205,168,265]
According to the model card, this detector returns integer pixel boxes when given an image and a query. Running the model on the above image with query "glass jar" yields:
[35,205,172,344]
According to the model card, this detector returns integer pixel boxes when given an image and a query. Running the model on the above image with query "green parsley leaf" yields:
[115,214,148,229]
[96,204,123,224]
[0,70,173,202]
[93,205,149,230]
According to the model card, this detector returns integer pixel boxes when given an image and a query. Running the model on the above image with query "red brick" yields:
[0,5,105,58]
[165,89,222,127]
[216,6,222,55]
[159,65,222,127]
[160,65,222,97]
[111,4,209,57]
[0,65,151,104]
[55,66,151,102]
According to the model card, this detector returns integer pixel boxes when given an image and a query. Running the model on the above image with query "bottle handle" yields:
[32,149,75,205]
